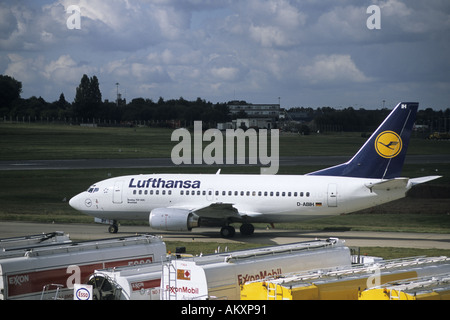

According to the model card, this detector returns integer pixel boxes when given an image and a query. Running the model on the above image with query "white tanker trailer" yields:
[1,232,71,256]
[0,234,166,300]
[89,238,351,300]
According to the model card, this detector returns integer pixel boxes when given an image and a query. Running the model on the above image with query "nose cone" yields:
[69,192,88,212]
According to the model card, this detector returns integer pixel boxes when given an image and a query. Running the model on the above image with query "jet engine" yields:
[149,208,199,231]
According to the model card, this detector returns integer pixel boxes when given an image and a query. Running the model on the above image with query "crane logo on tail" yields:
[375,131,402,158]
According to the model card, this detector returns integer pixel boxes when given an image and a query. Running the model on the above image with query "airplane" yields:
[69,102,441,238]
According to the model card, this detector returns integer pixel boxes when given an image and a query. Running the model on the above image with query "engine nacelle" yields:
[149,208,199,231]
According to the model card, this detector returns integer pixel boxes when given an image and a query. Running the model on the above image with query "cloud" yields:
[0,0,449,109]
[43,54,97,85]
[228,0,307,48]
[299,54,372,85]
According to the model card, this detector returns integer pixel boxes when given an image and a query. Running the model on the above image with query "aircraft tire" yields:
[108,224,118,234]
[240,223,255,236]
[220,226,235,238]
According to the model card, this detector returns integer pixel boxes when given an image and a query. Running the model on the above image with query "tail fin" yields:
[308,102,418,179]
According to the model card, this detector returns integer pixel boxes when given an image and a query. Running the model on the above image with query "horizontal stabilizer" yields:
[365,178,409,191]
[409,175,442,186]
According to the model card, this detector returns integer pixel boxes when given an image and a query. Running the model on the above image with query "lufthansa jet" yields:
[69,102,441,237]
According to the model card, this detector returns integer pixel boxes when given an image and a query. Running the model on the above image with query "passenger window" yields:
[306,192,310,197]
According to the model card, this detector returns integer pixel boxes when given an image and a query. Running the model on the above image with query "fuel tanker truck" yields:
[88,238,351,300]
[0,234,166,300]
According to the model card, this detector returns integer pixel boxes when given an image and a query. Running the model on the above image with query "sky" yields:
[1,0,449,110]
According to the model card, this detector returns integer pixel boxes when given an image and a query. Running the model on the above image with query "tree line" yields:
[1,74,449,132]
[0,74,230,127]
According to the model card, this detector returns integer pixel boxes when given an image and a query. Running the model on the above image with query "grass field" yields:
[1,122,449,258]
[1,122,449,160]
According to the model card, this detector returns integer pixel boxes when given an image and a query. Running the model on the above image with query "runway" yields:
[0,155,449,171]
[1,221,449,250]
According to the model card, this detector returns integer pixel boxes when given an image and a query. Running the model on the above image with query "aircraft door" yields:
[327,184,337,207]
[113,181,123,204]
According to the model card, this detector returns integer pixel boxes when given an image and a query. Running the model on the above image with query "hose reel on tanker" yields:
[88,274,122,300]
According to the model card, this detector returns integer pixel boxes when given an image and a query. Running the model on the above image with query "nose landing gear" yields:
[108,223,118,234]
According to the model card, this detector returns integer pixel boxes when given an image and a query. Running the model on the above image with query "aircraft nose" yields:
[69,193,86,211]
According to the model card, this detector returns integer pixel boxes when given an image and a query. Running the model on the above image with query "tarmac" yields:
[1,221,449,250]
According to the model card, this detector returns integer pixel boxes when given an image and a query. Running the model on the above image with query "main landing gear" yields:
[220,223,255,238]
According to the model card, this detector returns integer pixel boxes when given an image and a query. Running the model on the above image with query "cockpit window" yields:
[87,186,99,193]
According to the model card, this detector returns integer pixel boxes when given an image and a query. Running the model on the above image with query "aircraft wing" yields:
[170,202,262,220]
[192,203,240,219]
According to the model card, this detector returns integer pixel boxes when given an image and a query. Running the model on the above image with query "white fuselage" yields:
[69,173,408,224]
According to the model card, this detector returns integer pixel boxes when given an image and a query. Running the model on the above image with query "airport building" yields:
[218,101,280,129]
[227,102,280,120]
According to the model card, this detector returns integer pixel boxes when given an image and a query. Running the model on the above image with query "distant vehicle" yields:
[70,102,441,237]
[428,132,450,140]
